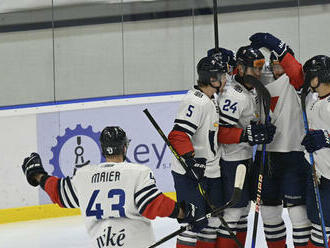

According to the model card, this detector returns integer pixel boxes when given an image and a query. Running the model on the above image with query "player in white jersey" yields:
[301,55,330,248]
[168,55,229,248]
[216,45,276,248]
[249,33,312,248]
[22,126,198,248]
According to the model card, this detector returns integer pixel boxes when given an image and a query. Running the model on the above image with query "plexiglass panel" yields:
[0,0,329,106]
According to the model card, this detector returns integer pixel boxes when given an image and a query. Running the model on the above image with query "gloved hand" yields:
[249,32,287,56]
[22,153,48,187]
[177,201,197,223]
[207,47,236,67]
[301,129,330,153]
[241,122,276,145]
[183,154,206,181]
[177,201,207,232]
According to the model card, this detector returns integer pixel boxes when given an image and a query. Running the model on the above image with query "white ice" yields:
[0,207,294,248]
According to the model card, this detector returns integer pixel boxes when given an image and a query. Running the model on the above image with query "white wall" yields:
[0,115,39,208]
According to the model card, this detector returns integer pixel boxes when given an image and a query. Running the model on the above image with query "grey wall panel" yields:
[193,6,300,68]
[0,4,329,107]
[53,23,124,100]
[0,30,54,106]
[123,17,195,94]
[299,4,330,63]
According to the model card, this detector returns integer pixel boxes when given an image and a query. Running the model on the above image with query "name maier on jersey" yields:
[21,126,197,248]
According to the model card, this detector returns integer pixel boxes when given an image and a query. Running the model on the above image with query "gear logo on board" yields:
[49,124,105,178]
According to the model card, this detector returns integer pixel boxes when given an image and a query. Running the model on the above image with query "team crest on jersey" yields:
[49,124,105,178]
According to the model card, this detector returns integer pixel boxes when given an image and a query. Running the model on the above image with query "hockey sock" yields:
[215,237,237,248]
[236,214,248,246]
[309,223,330,247]
[196,240,215,248]
[288,205,311,248]
[196,224,217,248]
[261,205,287,248]
[177,230,197,248]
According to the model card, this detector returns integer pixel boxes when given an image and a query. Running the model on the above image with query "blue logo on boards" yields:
[49,124,105,178]
[49,124,170,178]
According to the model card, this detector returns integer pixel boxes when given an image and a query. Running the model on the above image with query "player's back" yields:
[259,73,305,152]
[71,162,158,248]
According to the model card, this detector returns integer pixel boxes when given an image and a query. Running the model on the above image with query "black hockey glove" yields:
[301,129,330,153]
[176,201,206,232]
[176,201,197,224]
[22,153,48,187]
[240,122,276,146]
[183,153,206,181]
[249,32,287,57]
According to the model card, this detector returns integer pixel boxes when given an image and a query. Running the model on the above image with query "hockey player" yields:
[168,55,228,248]
[249,32,312,248]
[301,55,330,248]
[22,126,197,248]
[216,45,276,248]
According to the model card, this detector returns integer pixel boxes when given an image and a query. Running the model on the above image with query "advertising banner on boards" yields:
[36,101,180,204]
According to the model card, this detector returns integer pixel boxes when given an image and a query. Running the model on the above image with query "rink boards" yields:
[0,92,183,224]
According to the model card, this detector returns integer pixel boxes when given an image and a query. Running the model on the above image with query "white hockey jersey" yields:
[56,162,163,248]
[171,87,221,178]
[305,93,330,180]
[257,74,305,152]
[218,80,259,161]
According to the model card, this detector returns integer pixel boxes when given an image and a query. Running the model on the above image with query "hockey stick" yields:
[213,0,219,52]
[250,116,269,248]
[143,108,243,248]
[301,87,328,248]
[246,75,272,248]
[148,164,247,248]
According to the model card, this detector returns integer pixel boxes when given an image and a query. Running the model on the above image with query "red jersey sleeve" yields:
[280,53,304,90]
[218,126,243,144]
[141,194,176,220]
[43,176,65,208]
[168,130,194,156]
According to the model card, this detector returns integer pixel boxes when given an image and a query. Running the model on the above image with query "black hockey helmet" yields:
[236,45,265,68]
[303,55,330,86]
[100,126,130,157]
[197,54,228,86]
[270,46,295,65]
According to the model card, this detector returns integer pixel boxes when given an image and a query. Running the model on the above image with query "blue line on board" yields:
[0,90,187,111]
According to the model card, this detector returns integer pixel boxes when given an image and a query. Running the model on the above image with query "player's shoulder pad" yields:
[221,83,249,103]
[127,162,153,173]
[185,88,209,106]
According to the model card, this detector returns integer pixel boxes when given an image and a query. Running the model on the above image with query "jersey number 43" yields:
[86,189,126,219]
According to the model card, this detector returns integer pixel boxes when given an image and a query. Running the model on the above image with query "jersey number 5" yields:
[86,189,126,219]
[186,105,195,117]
